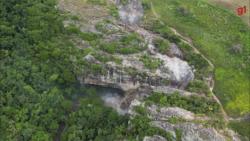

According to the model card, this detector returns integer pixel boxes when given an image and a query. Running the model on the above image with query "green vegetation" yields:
[168,116,227,131]
[95,19,118,34]
[118,47,139,54]
[71,15,79,20]
[60,87,128,141]
[128,116,173,141]
[124,67,149,77]
[144,92,220,115]
[139,54,163,70]
[133,105,147,116]
[100,42,118,54]
[228,120,250,139]
[61,100,74,111]
[92,53,123,64]
[108,4,119,19]
[143,19,181,44]
[120,32,145,45]
[153,38,170,54]
[149,0,250,116]
[177,41,211,77]
[121,0,129,5]
[0,0,87,140]
[187,80,211,96]
[175,128,182,141]
[86,0,107,6]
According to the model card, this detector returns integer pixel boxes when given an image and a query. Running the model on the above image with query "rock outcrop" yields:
[117,0,144,25]
[128,99,195,120]
[120,89,139,109]
[143,135,167,141]
[150,121,226,141]
[167,43,184,59]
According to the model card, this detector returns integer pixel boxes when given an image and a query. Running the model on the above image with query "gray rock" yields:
[150,121,227,141]
[128,99,195,120]
[118,0,144,25]
[143,135,167,141]
[167,43,184,59]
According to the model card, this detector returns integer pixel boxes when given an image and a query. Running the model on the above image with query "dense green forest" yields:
[0,0,83,140]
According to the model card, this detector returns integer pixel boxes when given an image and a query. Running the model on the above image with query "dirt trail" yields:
[171,28,228,121]
[149,0,229,121]
[150,0,161,18]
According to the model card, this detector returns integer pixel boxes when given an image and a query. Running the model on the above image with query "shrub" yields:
[121,0,129,5]
[169,117,178,123]
[187,81,208,94]
[83,48,92,57]
[118,47,139,54]
[120,33,138,45]
[141,0,151,10]
[153,38,169,54]
[91,64,106,74]
[144,92,220,114]
[71,15,79,20]
[61,100,73,111]
[100,42,118,54]
[103,19,116,25]
[175,129,182,141]
[109,5,119,18]
[133,105,147,116]
[66,25,81,34]
[139,54,163,70]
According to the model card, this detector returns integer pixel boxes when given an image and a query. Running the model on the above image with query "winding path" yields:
[149,0,229,121]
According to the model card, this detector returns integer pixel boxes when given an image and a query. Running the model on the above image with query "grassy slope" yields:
[151,0,249,116]
[204,0,249,27]
[228,120,250,139]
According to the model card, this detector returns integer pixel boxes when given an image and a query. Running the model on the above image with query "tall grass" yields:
[151,0,249,116]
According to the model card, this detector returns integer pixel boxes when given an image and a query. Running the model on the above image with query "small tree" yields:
[61,100,73,111]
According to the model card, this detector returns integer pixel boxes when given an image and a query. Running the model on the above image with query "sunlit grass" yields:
[151,0,250,116]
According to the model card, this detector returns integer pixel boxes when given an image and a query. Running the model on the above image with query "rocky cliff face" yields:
[56,0,245,140]
[149,121,226,141]
[128,99,242,141]
[58,0,195,95]
[117,0,144,25]
[128,99,195,120]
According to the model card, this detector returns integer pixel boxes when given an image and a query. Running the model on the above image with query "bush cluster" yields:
[144,20,181,43]
[133,105,147,116]
[100,42,118,54]
[177,41,209,69]
[139,54,163,70]
[92,53,123,64]
[187,80,210,95]
[153,38,170,54]
[144,92,220,115]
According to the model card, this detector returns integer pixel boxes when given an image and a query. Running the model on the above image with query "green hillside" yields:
[149,0,249,116]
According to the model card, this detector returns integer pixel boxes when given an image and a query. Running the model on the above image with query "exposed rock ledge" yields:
[149,121,226,141]
[128,99,195,120]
